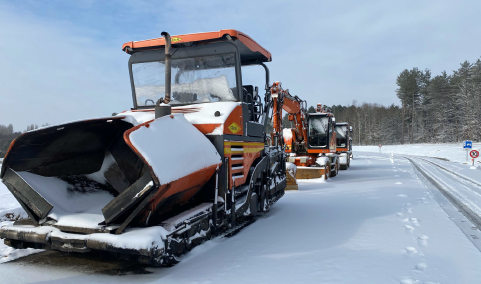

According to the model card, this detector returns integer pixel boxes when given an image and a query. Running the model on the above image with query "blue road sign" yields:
[464,141,473,149]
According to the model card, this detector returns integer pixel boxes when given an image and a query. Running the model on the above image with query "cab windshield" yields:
[308,116,329,147]
[335,125,348,147]
[132,54,237,107]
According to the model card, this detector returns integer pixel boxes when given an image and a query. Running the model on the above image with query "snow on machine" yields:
[0,30,286,266]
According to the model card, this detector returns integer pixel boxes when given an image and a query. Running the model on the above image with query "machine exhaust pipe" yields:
[155,31,172,118]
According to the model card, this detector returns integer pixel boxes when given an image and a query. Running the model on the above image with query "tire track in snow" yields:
[407,157,481,228]
[406,157,481,252]
[416,157,481,190]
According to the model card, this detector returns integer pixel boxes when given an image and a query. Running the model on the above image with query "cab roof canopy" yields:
[122,29,271,65]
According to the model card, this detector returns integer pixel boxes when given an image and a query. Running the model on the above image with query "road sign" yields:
[378,144,382,148]
[464,141,473,149]
[470,150,479,159]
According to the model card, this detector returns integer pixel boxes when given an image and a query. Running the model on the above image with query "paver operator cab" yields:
[0,30,286,266]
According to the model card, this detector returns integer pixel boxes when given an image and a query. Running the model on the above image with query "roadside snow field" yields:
[1,152,481,283]
[354,143,481,165]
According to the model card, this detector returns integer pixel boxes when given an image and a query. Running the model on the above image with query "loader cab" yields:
[335,122,349,149]
[306,113,336,153]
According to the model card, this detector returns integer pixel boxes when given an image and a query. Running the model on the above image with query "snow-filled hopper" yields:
[0,30,286,266]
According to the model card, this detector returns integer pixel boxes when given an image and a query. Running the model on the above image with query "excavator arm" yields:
[270,82,308,153]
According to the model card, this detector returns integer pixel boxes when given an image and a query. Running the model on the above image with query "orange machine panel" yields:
[122,29,271,60]
[223,105,243,136]
[224,141,264,189]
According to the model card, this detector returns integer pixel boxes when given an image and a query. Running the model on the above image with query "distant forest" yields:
[284,57,481,146]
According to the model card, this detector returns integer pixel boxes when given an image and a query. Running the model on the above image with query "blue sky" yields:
[1,0,481,131]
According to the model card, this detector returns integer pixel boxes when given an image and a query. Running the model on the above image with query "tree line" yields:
[281,57,481,146]
[395,59,481,144]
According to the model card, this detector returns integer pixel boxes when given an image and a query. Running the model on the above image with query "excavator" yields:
[270,84,339,180]
[0,30,286,266]
[335,122,353,170]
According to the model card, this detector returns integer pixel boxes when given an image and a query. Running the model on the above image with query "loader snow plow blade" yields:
[295,166,328,180]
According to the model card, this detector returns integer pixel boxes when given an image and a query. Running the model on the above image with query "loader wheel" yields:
[331,161,338,177]
[340,164,348,170]
[323,161,330,180]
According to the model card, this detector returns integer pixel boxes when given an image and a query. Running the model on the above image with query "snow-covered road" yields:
[2,152,481,283]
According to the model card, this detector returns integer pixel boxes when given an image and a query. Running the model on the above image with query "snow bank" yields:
[355,143,481,165]
[128,113,222,184]
[0,180,26,222]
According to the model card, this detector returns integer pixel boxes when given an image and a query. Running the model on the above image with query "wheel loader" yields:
[0,30,286,266]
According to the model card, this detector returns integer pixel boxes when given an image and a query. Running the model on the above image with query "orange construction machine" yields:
[335,122,353,170]
[270,84,339,179]
[0,30,286,266]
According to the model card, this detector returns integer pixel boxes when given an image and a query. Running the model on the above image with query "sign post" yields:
[378,144,382,153]
[464,141,473,162]
[470,150,479,167]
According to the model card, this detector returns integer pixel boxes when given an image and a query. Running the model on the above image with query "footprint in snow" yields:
[398,194,408,198]
[402,207,413,214]
[405,225,414,232]
[417,235,429,246]
[395,182,404,185]
[410,217,420,227]
[402,217,420,227]
[415,262,428,271]
[417,197,428,204]
[399,278,418,284]
[396,212,403,217]
[404,246,418,255]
